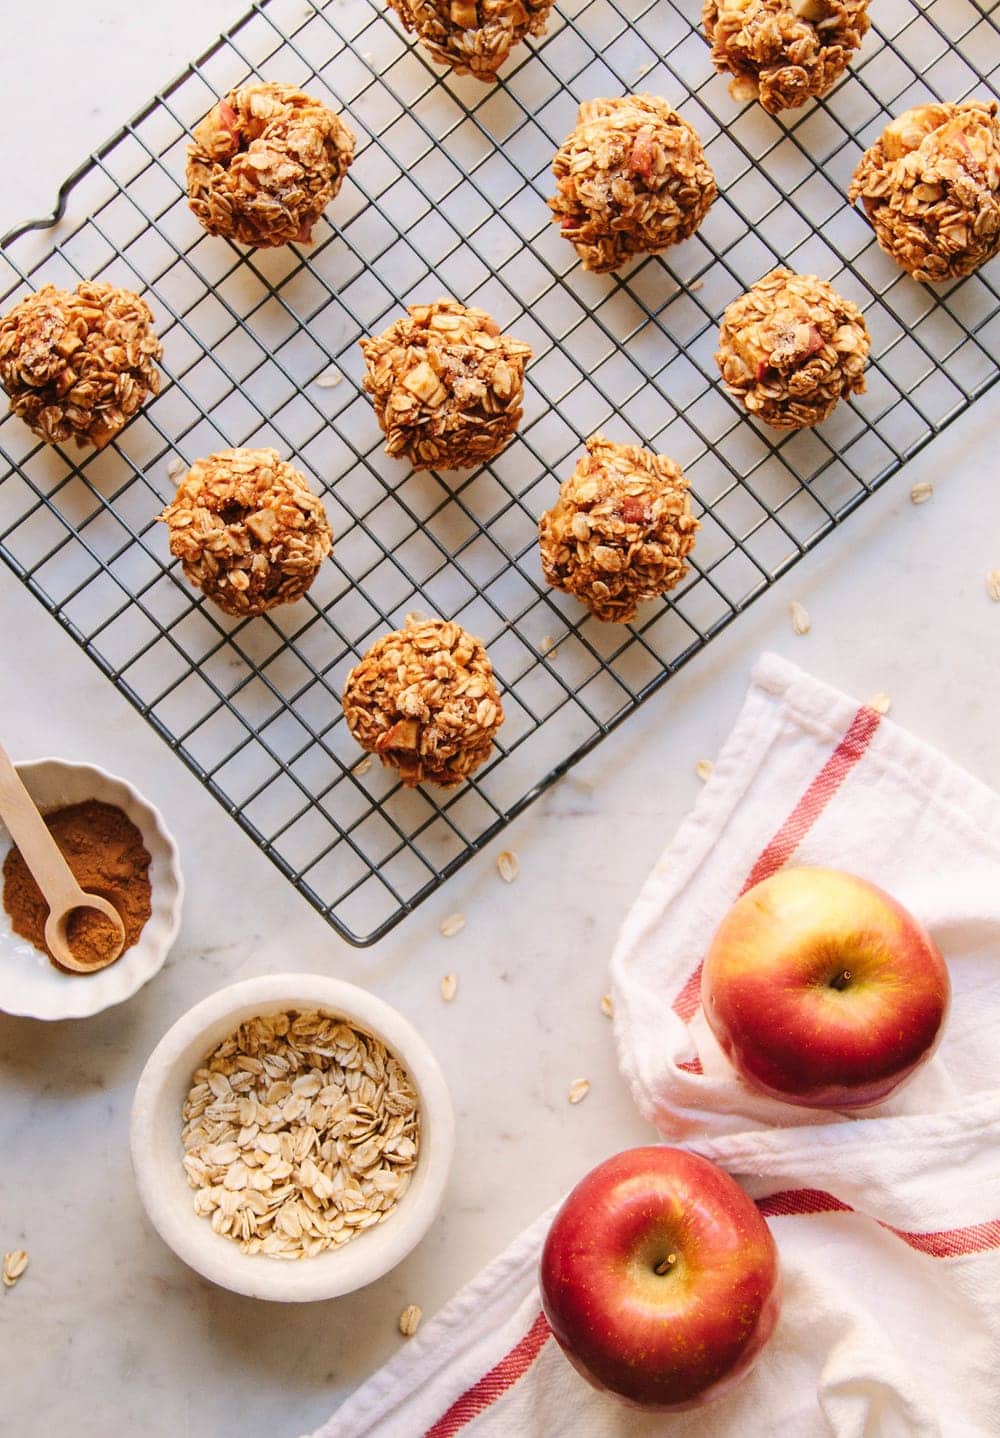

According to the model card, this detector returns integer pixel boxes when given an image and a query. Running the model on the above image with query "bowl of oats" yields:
[130,974,453,1301]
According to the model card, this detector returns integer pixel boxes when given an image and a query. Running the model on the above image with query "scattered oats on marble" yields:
[869,692,892,715]
[541,635,556,653]
[440,973,458,1003]
[2,1250,28,1288]
[695,759,713,782]
[496,850,519,884]
[440,913,466,939]
[910,481,934,505]
[315,365,343,388]
[167,456,187,480]
[181,1010,420,1260]
[987,570,1000,603]
[568,1078,591,1105]
[352,755,373,777]
[790,600,811,636]
[398,1303,423,1337]
[600,993,614,1019]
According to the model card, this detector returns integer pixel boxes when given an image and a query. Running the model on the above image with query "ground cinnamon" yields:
[2,799,152,973]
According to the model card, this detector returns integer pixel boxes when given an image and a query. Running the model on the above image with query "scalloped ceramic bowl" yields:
[0,759,183,1020]
[130,974,455,1302]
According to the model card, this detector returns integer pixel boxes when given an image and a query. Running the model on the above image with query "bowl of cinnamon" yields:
[0,758,183,1020]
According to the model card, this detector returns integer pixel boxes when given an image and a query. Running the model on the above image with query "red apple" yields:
[701,866,950,1108]
[539,1146,780,1410]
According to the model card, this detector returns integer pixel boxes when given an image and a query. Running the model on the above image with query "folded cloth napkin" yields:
[311,654,1000,1438]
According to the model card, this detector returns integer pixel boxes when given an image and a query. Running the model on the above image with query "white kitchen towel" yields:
[311,654,1000,1438]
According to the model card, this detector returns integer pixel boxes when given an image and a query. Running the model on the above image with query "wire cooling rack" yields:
[1,0,998,944]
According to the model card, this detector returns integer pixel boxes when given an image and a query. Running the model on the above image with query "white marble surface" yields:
[1,6,999,1437]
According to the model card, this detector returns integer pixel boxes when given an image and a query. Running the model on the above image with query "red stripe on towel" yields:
[672,704,884,1038]
[757,1188,1000,1258]
[424,1310,551,1437]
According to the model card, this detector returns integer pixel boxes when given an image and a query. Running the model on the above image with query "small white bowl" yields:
[0,758,183,1021]
[130,974,455,1302]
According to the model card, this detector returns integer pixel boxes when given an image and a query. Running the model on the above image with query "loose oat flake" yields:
[910,481,934,505]
[869,692,892,715]
[568,1078,591,1105]
[440,973,458,1003]
[315,365,343,388]
[399,1303,423,1337]
[987,571,1000,603]
[167,456,187,479]
[496,850,519,884]
[600,993,614,1019]
[181,1010,420,1260]
[695,759,713,782]
[790,600,811,636]
[2,1250,28,1287]
[440,913,466,939]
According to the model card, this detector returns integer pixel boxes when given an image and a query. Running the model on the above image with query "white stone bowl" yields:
[130,974,455,1302]
[0,758,183,1020]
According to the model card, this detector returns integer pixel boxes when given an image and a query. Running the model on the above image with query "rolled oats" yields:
[567,1078,591,1104]
[790,599,811,635]
[440,973,458,1002]
[159,447,333,616]
[2,1250,28,1287]
[385,0,555,80]
[360,299,531,471]
[849,101,1000,283]
[343,616,504,787]
[987,570,1000,603]
[440,913,466,938]
[0,281,161,449]
[181,1010,420,1261]
[315,365,343,388]
[539,433,699,622]
[496,850,519,884]
[398,1303,423,1337]
[869,692,892,714]
[695,759,714,781]
[716,268,869,430]
[702,0,870,113]
[186,82,355,248]
[600,992,614,1019]
[910,481,934,505]
[548,94,716,274]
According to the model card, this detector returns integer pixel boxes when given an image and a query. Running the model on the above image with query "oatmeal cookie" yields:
[849,100,1000,283]
[343,616,503,787]
[716,268,869,429]
[186,82,355,247]
[539,433,699,622]
[702,0,870,113]
[548,94,716,274]
[385,0,555,79]
[159,447,333,616]
[0,281,161,449]
[360,300,531,471]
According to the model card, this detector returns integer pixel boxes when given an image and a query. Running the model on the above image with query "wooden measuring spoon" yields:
[0,742,126,973]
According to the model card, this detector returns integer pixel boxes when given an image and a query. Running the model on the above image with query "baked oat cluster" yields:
[548,95,716,274]
[716,268,870,430]
[0,281,161,449]
[186,82,356,248]
[343,616,504,787]
[360,300,531,471]
[702,0,870,114]
[159,447,333,616]
[538,433,700,622]
[849,100,1000,283]
[385,0,555,80]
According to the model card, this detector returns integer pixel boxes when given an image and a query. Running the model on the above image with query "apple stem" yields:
[829,970,852,990]
[654,1253,677,1275]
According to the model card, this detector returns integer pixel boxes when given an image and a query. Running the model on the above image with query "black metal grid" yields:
[1,0,997,945]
